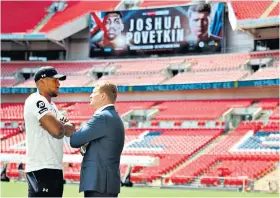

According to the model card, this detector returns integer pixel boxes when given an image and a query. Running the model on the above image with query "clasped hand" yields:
[61,117,87,154]
[60,116,76,137]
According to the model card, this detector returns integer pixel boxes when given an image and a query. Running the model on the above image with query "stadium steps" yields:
[260,0,279,18]
[150,134,226,186]
[187,160,227,188]
[180,161,223,187]
[189,177,201,187]
[33,12,55,33]
[164,134,227,178]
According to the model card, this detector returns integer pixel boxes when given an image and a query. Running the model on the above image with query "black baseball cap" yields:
[34,66,66,82]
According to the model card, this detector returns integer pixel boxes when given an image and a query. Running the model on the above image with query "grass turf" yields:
[1,182,278,197]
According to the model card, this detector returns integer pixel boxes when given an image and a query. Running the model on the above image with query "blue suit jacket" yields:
[70,106,125,194]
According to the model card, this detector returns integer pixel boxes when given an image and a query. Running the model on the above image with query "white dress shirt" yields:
[94,104,114,115]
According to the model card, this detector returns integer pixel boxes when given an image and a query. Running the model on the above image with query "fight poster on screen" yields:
[89,3,224,58]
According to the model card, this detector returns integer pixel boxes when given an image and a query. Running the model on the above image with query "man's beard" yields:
[48,91,58,97]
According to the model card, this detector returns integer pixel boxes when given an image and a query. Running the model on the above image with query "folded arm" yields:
[70,114,106,148]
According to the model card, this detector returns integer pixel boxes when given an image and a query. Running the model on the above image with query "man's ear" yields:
[41,79,48,87]
[101,92,106,100]
[37,79,44,87]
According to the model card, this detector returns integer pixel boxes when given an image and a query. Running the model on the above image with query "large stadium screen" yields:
[89,2,224,58]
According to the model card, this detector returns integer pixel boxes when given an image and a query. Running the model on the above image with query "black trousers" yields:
[84,191,118,197]
[26,169,64,197]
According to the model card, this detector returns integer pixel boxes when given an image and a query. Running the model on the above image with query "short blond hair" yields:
[96,81,118,103]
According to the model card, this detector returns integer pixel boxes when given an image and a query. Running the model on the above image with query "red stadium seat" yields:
[174,121,182,127]
[1,1,52,33]
[242,67,279,81]
[151,121,159,126]
[40,1,120,33]
[231,1,273,20]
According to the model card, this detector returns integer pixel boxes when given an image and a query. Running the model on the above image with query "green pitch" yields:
[1,182,278,197]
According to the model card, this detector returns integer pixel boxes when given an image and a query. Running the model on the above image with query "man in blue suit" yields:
[70,81,125,197]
